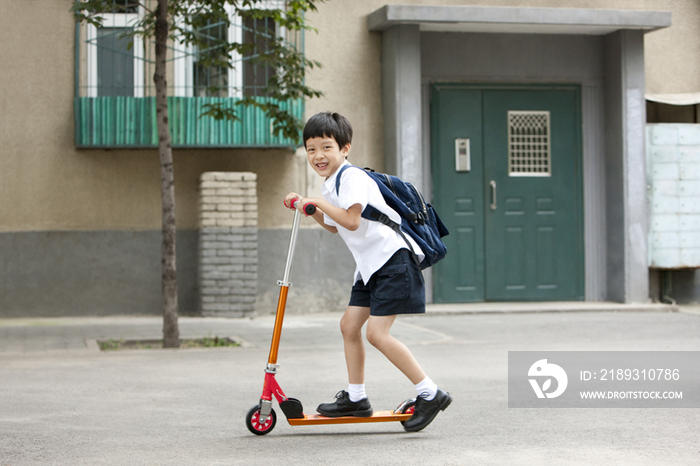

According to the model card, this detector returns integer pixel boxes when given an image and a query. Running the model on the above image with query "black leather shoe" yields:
[403,388,452,432]
[317,390,373,417]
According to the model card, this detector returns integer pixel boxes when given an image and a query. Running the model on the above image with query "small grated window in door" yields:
[508,111,551,177]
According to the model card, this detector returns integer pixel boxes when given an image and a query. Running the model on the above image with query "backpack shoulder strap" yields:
[335,165,421,267]
[334,164,361,195]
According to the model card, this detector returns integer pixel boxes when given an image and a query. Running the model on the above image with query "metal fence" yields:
[74,1,304,148]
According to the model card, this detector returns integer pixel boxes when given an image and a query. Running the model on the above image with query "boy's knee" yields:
[365,327,384,349]
[340,316,361,340]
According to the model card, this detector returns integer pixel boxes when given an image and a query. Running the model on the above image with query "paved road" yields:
[1,308,699,465]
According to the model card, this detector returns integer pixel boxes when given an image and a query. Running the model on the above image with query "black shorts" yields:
[348,249,425,316]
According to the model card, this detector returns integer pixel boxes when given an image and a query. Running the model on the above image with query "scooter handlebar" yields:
[291,199,316,216]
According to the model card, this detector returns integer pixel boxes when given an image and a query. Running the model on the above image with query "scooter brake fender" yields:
[259,399,273,423]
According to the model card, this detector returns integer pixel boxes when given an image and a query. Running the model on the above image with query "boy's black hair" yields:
[303,112,353,150]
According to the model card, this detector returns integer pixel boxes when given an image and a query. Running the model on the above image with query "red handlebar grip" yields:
[290,200,316,215]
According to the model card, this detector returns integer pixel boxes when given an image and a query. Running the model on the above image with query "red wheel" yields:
[246,405,277,435]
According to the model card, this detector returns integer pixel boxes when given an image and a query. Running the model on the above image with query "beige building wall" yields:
[0,0,302,233]
[0,0,696,234]
[1,0,697,315]
[641,0,700,94]
[302,0,697,195]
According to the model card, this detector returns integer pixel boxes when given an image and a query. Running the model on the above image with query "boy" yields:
[284,112,451,432]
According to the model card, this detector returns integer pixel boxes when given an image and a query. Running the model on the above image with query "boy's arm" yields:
[309,207,339,234]
[284,192,360,232]
[302,197,362,232]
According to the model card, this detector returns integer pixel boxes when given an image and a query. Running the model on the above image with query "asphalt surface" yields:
[1,305,699,465]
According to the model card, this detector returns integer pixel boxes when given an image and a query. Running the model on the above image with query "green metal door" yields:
[431,84,584,302]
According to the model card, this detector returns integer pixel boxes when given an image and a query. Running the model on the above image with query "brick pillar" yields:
[198,172,257,317]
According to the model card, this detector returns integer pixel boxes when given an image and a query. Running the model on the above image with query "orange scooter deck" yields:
[287,411,412,426]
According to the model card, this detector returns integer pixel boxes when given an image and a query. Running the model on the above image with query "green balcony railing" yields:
[74,6,307,149]
[74,96,303,148]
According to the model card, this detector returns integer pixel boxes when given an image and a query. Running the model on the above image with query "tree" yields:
[72,0,324,347]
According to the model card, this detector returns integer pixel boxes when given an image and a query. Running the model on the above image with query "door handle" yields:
[490,180,497,210]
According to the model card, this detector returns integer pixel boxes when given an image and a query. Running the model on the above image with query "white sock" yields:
[415,377,438,401]
[348,383,367,402]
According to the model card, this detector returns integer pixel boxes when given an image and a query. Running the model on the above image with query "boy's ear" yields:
[341,143,351,157]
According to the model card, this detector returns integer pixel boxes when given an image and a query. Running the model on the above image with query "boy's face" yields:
[305,136,350,178]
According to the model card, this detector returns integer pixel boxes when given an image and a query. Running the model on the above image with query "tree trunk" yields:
[155,0,180,348]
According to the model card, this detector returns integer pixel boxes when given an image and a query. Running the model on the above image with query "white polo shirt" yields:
[322,161,424,285]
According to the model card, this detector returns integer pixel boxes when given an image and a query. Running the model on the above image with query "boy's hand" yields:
[284,193,302,210]
[285,193,318,216]
[283,194,341,234]
[294,197,319,216]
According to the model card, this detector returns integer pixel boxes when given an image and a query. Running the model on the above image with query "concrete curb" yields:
[425,301,679,315]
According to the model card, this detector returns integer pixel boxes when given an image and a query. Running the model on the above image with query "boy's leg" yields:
[316,306,373,418]
[365,315,426,384]
[340,306,370,384]
[366,314,452,432]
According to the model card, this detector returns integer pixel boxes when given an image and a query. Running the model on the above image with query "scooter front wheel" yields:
[246,404,277,435]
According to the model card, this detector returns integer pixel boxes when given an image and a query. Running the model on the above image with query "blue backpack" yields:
[335,165,449,270]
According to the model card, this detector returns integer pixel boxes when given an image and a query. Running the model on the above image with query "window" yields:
[173,2,283,98]
[85,3,144,97]
[95,27,134,96]
[508,111,552,176]
[242,15,277,97]
[192,17,230,97]
[106,0,138,14]
[75,0,303,148]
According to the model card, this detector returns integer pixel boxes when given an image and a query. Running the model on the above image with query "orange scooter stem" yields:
[267,284,288,365]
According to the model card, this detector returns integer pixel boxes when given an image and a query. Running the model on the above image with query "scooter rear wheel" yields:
[246,404,277,435]
[396,399,416,427]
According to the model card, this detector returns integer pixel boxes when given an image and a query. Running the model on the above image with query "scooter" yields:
[245,200,416,435]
